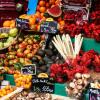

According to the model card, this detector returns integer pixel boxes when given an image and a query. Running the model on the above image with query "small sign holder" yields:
[89,88,100,100]
[21,64,36,75]
[16,18,29,30]
[40,21,58,49]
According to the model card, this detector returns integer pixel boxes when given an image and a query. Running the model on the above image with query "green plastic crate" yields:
[3,74,15,86]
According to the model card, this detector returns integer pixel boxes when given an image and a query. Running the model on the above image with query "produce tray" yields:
[2,74,89,100]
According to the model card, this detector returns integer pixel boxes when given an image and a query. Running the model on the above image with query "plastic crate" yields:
[3,74,15,86]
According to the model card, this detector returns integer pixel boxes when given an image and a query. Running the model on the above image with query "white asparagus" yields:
[52,40,67,60]
[67,34,75,57]
[77,37,83,55]
[65,34,72,57]
[52,34,83,62]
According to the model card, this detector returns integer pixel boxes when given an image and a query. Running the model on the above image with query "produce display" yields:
[14,74,32,89]
[0,0,100,100]
[11,91,52,100]
[1,34,45,68]
[66,73,90,99]
[0,28,18,49]
[0,85,16,98]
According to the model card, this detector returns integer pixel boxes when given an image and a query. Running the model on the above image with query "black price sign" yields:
[89,88,100,100]
[40,21,58,34]
[21,64,36,75]
[32,78,54,93]
[16,18,29,30]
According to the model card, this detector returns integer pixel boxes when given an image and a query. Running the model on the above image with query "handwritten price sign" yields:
[16,18,29,30]
[89,88,100,100]
[32,78,54,93]
[21,64,36,75]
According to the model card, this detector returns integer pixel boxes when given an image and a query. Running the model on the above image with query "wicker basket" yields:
[0,27,20,50]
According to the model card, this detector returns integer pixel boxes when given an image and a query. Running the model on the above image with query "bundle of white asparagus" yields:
[52,34,83,61]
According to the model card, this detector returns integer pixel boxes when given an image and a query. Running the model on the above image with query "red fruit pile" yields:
[64,21,100,41]
[50,50,100,83]
[64,10,86,21]
[90,11,100,20]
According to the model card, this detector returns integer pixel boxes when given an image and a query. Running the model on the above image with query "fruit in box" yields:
[0,85,16,97]
[47,5,62,17]
[14,74,32,89]
[0,33,8,38]
[9,28,18,37]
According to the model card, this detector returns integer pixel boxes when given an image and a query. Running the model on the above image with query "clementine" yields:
[3,20,11,27]
[35,11,41,18]
[29,17,36,25]
[39,0,46,6]
[39,7,46,13]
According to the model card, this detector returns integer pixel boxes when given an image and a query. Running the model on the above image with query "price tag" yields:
[16,18,29,30]
[32,78,54,93]
[89,88,100,100]
[40,21,58,34]
[21,64,36,75]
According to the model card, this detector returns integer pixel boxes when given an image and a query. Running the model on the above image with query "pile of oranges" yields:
[3,20,15,28]
[0,85,16,97]
[14,74,32,89]
[2,0,64,32]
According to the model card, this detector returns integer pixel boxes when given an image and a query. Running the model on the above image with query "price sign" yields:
[89,88,100,100]
[32,78,54,93]
[21,64,36,75]
[16,18,29,30]
[40,21,58,34]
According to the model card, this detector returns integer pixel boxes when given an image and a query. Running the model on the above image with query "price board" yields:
[89,88,100,100]
[32,78,54,93]
[21,64,36,75]
[16,18,29,30]
[40,21,58,34]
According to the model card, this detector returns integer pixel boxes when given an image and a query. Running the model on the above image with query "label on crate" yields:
[16,18,29,30]
[89,88,100,100]
[21,64,36,75]
[40,21,58,34]
[32,78,54,93]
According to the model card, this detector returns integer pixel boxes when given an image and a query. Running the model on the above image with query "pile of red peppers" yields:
[50,50,100,83]
[63,9,100,41]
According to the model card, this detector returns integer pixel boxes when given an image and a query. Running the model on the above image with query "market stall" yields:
[0,0,100,100]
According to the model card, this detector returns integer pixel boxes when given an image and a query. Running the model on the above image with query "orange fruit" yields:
[59,20,65,26]
[29,17,36,25]
[39,7,46,13]
[3,20,11,27]
[10,23,15,28]
[39,0,46,6]
[35,11,41,18]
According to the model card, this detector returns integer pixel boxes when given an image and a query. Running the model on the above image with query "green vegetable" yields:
[14,62,23,70]
[34,35,40,41]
